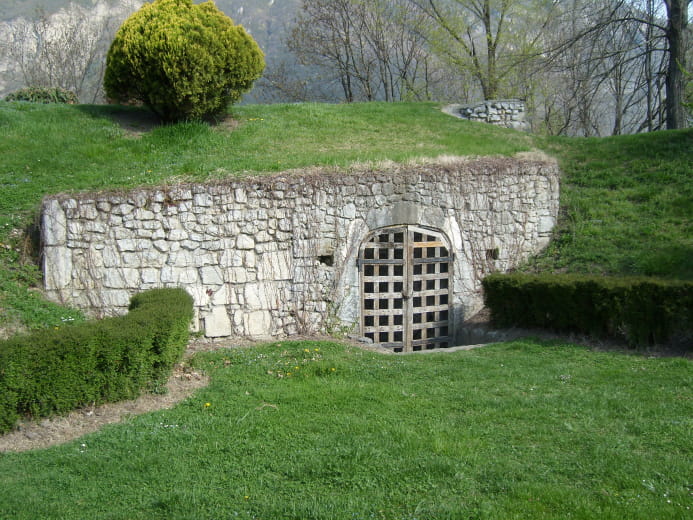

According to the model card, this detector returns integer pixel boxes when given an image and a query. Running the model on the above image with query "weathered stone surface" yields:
[257,250,292,281]
[236,234,255,250]
[201,266,224,285]
[244,310,272,338]
[203,306,232,337]
[43,246,71,290]
[445,99,530,131]
[41,158,560,341]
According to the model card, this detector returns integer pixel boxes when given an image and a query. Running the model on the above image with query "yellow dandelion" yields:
[204,402,211,408]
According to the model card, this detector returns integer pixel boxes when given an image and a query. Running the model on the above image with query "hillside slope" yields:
[0,101,531,333]
[531,130,693,280]
[0,101,690,334]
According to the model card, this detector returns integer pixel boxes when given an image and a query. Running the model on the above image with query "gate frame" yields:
[358,224,454,353]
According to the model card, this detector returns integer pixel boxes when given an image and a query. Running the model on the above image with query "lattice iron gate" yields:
[359,225,452,352]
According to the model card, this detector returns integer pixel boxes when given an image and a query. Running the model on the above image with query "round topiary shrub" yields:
[104,0,265,122]
[4,86,78,104]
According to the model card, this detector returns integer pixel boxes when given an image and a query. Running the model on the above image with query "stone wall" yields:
[450,99,529,131]
[41,156,560,344]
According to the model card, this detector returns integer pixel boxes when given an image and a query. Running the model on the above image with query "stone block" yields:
[244,281,281,310]
[244,310,272,338]
[257,249,292,281]
[203,306,232,337]
[234,188,247,203]
[201,265,224,285]
[167,229,188,241]
[194,193,213,207]
[141,268,160,284]
[179,268,199,284]
[539,215,556,234]
[229,267,248,283]
[236,234,255,250]
[342,203,356,219]
[41,200,67,246]
[101,290,132,307]
[43,246,72,290]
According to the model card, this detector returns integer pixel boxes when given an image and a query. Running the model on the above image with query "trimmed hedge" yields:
[482,273,693,348]
[0,288,193,434]
[4,87,78,104]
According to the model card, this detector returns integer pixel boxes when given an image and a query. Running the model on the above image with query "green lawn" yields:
[0,340,690,519]
[1,104,691,517]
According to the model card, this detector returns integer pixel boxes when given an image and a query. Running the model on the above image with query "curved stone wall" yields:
[448,99,529,131]
[41,156,559,345]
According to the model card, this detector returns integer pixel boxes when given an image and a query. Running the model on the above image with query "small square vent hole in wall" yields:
[359,225,452,353]
[318,254,334,267]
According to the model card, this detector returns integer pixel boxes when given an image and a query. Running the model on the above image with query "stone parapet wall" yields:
[452,99,529,131]
[41,156,559,343]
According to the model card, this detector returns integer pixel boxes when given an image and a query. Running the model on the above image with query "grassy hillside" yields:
[533,130,692,279]
[0,101,531,333]
[0,100,691,333]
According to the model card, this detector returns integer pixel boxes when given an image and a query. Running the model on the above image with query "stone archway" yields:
[359,225,452,352]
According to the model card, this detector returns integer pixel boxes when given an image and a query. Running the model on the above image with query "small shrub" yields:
[4,87,78,104]
[104,0,265,122]
[0,288,193,433]
[483,273,693,348]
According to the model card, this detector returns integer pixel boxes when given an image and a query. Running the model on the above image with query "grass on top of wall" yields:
[0,340,691,520]
[0,101,531,218]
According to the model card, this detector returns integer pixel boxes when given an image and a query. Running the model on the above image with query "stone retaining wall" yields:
[41,156,559,344]
[452,99,529,131]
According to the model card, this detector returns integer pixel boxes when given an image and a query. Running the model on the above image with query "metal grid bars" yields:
[359,226,452,353]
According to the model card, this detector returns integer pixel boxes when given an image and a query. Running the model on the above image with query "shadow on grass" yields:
[74,104,162,137]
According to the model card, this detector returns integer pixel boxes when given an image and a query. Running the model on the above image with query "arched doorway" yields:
[359,225,452,352]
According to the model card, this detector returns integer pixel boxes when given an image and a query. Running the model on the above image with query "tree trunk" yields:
[664,0,689,129]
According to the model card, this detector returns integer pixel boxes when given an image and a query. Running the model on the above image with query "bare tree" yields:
[663,0,690,128]
[2,1,140,103]
[288,0,435,102]
[543,0,690,131]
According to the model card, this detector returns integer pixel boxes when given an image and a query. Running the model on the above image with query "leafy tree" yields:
[104,0,265,121]
[409,0,559,100]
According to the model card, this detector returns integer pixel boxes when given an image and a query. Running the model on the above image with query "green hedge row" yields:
[482,273,693,348]
[4,86,78,104]
[0,288,193,434]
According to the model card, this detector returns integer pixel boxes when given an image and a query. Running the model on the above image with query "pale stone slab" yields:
[43,246,71,290]
[204,306,232,337]
[244,310,272,338]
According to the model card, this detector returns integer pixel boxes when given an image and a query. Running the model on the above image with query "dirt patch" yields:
[107,109,240,138]
[0,362,209,453]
